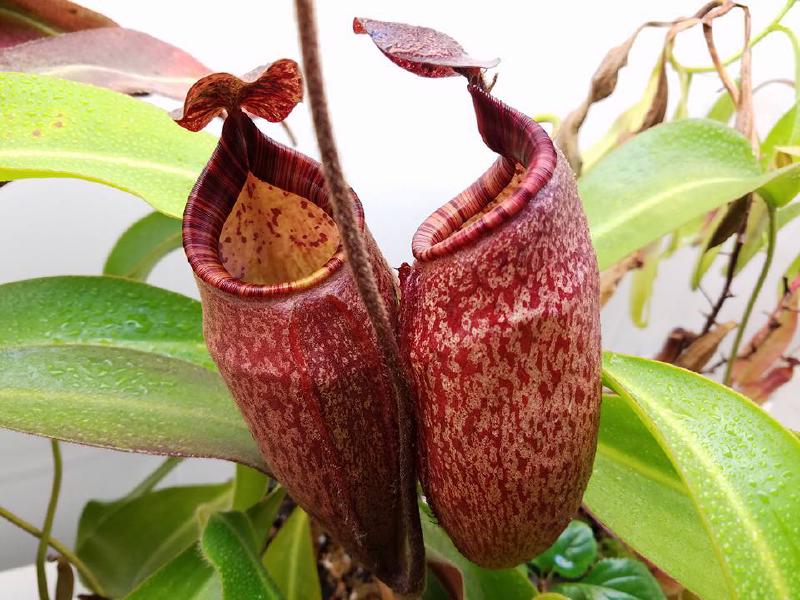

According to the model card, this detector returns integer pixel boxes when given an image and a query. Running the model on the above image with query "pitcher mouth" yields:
[183,111,363,298]
[411,85,557,262]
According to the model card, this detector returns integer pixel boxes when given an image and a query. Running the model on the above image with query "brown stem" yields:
[293,1,423,596]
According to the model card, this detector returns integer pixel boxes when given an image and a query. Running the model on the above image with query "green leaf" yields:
[247,486,288,546]
[0,276,212,369]
[735,200,800,276]
[233,464,270,511]
[0,72,215,217]
[530,521,597,579]
[420,502,535,600]
[706,90,735,124]
[126,544,221,600]
[553,558,666,600]
[584,394,723,599]
[263,508,321,600]
[689,208,726,290]
[76,483,232,598]
[104,212,182,280]
[602,353,800,599]
[580,119,800,269]
[760,102,800,206]
[0,345,265,470]
[628,241,659,328]
[201,511,283,600]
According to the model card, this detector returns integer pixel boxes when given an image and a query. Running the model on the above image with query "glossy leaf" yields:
[530,520,597,579]
[584,395,724,600]
[76,483,232,598]
[628,240,659,328]
[201,511,283,600]
[602,353,800,599]
[760,103,800,206]
[0,28,210,98]
[0,345,265,470]
[353,17,498,79]
[553,558,666,600]
[0,0,115,48]
[126,544,221,600]
[0,276,210,367]
[419,503,535,600]
[103,212,182,280]
[579,119,800,269]
[0,72,215,217]
[263,508,321,600]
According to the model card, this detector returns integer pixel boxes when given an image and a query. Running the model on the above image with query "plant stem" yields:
[724,203,778,385]
[0,505,106,597]
[293,0,423,595]
[36,440,62,600]
[126,456,181,500]
[678,0,796,73]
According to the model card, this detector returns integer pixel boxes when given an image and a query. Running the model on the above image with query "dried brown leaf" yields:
[654,327,698,364]
[0,27,211,99]
[675,320,737,372]
[739,362,797,404]
[731,276,800,392]
[600,251,644,306]
[175,59,303,132]
[353,17,498,81]
[707,194,751,249]
[0,0,115,48]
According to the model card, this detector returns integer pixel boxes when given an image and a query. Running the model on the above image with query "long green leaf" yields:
[584,395,724,599]
[0,345,265,470]
[602,353,800,599]
[126,544,220,600]
[580,119,800,269]
[0,275,212,368]
[263,508,321,600]
[76,483,232,598]
[0,72,214,217]
[201,511,283,600]
[103,212,182,280]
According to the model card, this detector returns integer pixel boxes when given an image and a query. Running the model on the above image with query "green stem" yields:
[0,505,106,597]
[126,456,182,500]
[36,439,62,600]
[677,0,796,74]
[724,204,778,385]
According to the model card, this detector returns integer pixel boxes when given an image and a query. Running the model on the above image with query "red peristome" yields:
[400,86,601,568]
[353,17,499,80]
[175,59,302,132]
[183,110,415,588]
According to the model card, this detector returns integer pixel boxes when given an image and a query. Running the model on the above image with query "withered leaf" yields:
[707,194,751,250]
[175,59,303,132]
[51,554,75,600]
[739,362,797,405]
[654,327,698,364]
[0,27,211,99]
[600,251,644,306]
[353,17,498,80]
[0,0,115,48]
[675,321,737,372]
[731,276,800,399]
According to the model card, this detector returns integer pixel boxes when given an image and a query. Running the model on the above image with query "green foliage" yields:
[602,353,800,599]
[232,465,270,511]
[0,345,264,470]
[553,558,666,600]
[104,211,182,280]
[420,502,536,600]
[263,508,322,600]
[76,483,232,598]
[126,544,221,600]
[530,521,597,579]
[579,118,800,269]
[0,276,211,368]
[0,73,215,217]
[201,511,283,600]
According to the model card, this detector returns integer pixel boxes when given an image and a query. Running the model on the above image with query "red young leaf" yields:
[0,28,211,99]
[0,0,116,48]
[175,59,303,132]
[353,17,498,80]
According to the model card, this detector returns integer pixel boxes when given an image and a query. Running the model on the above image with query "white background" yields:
[1,0,798,589]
